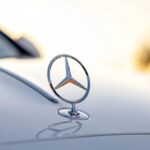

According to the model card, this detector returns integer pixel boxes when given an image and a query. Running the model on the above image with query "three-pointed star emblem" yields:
[55,57,87,90]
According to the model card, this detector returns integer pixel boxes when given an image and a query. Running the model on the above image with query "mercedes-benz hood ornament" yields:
[47,54,90,120]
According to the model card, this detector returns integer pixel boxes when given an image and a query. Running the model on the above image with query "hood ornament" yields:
[47,54,90,120]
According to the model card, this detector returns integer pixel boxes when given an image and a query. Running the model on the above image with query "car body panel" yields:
[0,66,150,148]
[1,135,150,150]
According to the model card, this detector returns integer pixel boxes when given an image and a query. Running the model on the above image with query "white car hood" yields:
[0,58,150,145]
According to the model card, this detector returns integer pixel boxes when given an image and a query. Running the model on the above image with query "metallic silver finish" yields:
[55,57,86,90]
[58,108,89,120]
[47,54,90,119]
[2,63,150,148]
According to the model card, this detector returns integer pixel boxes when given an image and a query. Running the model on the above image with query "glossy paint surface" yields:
[0,68,150,149]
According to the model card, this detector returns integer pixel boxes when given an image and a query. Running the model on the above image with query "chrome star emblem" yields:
[47,54,90,120]
[55,57,86,90]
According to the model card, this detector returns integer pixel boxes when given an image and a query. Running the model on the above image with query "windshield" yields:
[0,32,20,58]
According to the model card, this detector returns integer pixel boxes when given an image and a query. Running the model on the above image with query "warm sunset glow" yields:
[1,0,150,67]
[1,0,150,95]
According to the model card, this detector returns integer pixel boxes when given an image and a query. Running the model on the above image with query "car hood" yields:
[0,58,150,145]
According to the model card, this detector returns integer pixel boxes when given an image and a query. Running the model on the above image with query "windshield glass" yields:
[0,33,20,58]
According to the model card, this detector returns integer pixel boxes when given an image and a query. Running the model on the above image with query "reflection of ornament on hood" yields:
[36,120,82,138]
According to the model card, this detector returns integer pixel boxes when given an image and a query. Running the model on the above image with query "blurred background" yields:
[1,0,150,93]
